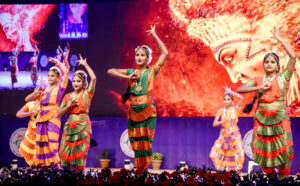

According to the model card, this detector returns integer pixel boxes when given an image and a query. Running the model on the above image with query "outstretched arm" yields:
[16,104,37,118]
[35,44,40,56]
[107,68,138,81]
[237,81,271,93]
[58,45,63,57]
[271,27,297,73]
[146,25,168,66]
[77,54,96,88]
[25,86,44,102]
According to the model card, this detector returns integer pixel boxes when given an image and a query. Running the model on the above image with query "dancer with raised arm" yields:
[237,27,297,178]
[210,87,245,172]
[30,45,40,86]
[57,54,96,170]
[24,56,69,166]
[62,43,71,71]
[107,25,168,174]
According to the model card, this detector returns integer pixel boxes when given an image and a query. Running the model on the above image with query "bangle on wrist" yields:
[258,86,262,91]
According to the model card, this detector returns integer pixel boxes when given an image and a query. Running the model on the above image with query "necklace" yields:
[262,75,275,97]
[42,84,57,98]
[71,91,82,101]
[223,106,234,122]
[135,69,146,92]
[263,74,276,84]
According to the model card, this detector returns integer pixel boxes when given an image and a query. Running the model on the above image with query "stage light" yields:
[10,159,18,170]
[70,54,78,71]
[40,55,48,68]
[124,159,133,170]
[179,161,187,170]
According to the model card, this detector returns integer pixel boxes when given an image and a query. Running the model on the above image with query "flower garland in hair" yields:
[74,70,88,89]
[135,45,153,64]
[49,66,62,79]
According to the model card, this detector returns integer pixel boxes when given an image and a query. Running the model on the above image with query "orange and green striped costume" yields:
[119,61,162,170]
[19,101,39,166]
[59,83,95,170]
[210,106,245,171]
[245,69,294,175]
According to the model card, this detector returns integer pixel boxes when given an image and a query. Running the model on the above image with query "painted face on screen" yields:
[72,75,85,91]
[135,48,148,66]
[48,70,60,86]
[169,0,300,84]
[263,54,279,73]
[216,41,267,83]
[224,95,233,107]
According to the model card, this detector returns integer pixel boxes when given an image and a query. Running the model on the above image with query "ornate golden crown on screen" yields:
[186,14,252,54]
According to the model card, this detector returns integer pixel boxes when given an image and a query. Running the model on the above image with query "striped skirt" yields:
[59,115,91,170]
[34,117,61,166]
[252,118,293,168]
[19,120,37,166]
[128,104,156,169]
[31,65,38,83]
[210,126,245,172]
[11,64,17,84]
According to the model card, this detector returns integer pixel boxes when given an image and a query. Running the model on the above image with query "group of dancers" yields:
[8,43,70,88]
[16,25,296,178]
[210,27,296,178]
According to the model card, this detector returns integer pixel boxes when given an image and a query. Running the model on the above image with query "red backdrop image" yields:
[110,0,300,117]
[0,5,56,51]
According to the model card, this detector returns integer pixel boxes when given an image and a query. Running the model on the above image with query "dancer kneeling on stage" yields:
[237,27,296,177]
[210,87,245,172]
[57,54,96,170]
[107,25,168,174]
[24,56,69,166]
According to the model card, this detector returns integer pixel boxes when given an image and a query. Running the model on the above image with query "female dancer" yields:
[30,46,40,86]
[24,57,69,166]
[237,27,297,177]
[17,100,40,166]
[9,49,19,88]
[57,54,96,170]
[107,25,168,173]
[55,45,63,62]
[209,87,245,172]
[62,43,71,70]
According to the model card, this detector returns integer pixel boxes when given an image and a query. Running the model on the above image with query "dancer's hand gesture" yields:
[260,82,271,91]
[34,86,45,94]
[128,72,138,81]
[146,25,156,36]
[271,27,281,40]
[48,57,60,64]
[76,54,88,66]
